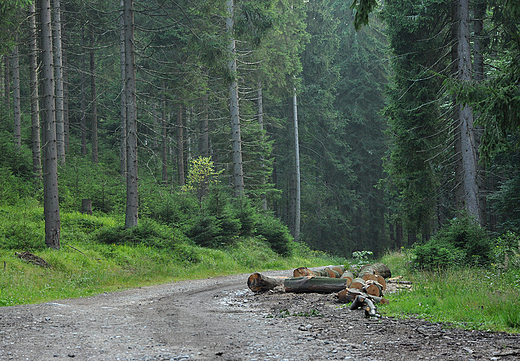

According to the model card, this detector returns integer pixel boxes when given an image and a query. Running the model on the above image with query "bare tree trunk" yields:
[40,0,61,249]
[124,0,138,228]
[29,3,42,180]
[119,0,127,177]
[4,56,10,111]
[11,45,21,148]
[80,26,87,156]
[292,87,301,242]
[161,84,168,185]
[90,28,98,164]
[53,0,65,164]
[61,5,69,153]
[177,105,185,187]
[457,0,480,223]
[227,0,244,197]
[258,81,267,210]
[199,92,209,157]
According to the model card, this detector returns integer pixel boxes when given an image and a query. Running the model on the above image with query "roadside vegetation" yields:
[378,222,520,334]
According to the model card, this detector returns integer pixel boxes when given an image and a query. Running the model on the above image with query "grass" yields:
[378,250,520,333]
[0,206,344,307]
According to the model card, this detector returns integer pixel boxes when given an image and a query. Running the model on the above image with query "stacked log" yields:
[284,276,350,293]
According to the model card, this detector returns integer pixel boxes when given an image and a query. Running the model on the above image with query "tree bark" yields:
[80,26,87,156]
[161,83,168,185]
[227,0,244,197]
[284,276,349,293]
[90,28,98,164]
[28,2,42,180]
[176,105,185,187]
[456,0,481,224]
[119,0,127,177]
[124,0,138,229]
[292,87,301,242]
[40,0,61,249]
[54,0,65,164]
[11,45,21,148]
[247,272,287,292]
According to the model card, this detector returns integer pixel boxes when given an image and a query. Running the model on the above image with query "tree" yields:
[28,2,41,179]
[54,0,65,163]
[40,0,61,249]
[124,0,138,228]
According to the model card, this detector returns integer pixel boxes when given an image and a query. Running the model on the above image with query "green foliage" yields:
[0,201,45,250]
[412,217,491,269]
[492,231,520,271]
[254,212,293,256]
[352,250,373,267]
[183,156,223,205]
[95,218,178,249]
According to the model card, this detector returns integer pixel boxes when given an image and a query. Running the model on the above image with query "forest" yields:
[0,0,519,261]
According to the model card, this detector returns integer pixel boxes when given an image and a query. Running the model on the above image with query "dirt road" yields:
[1,270,519,361]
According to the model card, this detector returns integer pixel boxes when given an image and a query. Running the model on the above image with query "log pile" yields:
[247,263,393,318]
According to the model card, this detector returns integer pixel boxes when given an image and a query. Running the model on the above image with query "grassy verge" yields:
[378,250,520,333]
[0,205,344,306]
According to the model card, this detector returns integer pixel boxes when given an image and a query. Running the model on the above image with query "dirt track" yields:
[1,270,519,360]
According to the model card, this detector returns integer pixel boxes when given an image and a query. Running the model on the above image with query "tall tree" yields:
[28,2,41,179]
[124,0,138,228]
[227,0,245,197]
[40,0,61,249]
[11,45,21,148]
[90,27,98,164]
[53,0,65,163]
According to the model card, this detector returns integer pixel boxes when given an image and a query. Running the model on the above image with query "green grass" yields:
[0,205,344,307]
[378,250,520,333]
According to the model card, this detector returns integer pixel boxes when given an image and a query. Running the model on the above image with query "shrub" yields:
[492,231,520,270]
[254,213,293,256]
[412,216,491,269]
[95,218,178,249]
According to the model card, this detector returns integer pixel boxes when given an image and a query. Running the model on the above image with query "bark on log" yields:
[293,266,344,278]
[284,276,349,293]
[364,280,384,297]
[350,277,366,290]
[337,288,389,304]
[360,273,387,291]
[247,272,286,292]
[340,270,354,287]
[360,263,391,279]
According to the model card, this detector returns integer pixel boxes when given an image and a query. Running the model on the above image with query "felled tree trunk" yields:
[337,288,389,305]
[284,276,349,293]
[247,272,286,292]
[349,278,383,297]
[293,266,344,278]
[359,263,391,279]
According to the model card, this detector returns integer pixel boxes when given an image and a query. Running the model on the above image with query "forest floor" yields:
[1,270,519,361]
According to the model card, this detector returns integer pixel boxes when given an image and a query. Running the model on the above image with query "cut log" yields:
[247,272,286,292]
[360,273,387,291]
[293,267,314,277]
[337,288,389,305]
[364,280,384,297]
[340,270,354,287]
[284,276,349,293]
[360,263,391,279]
[350,277,366,290]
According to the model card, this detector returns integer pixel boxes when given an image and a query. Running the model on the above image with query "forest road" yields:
[1,270,519,361]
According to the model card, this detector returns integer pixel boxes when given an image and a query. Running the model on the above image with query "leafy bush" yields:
[0,202,45,250]
[492,231,520,271]
[412,216,491,269]
[254,213,293,256]
[95,218,179,249]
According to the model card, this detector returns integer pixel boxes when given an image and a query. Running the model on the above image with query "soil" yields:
[1,269,519,361]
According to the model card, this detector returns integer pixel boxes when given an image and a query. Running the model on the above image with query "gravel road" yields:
[1,270,519,361]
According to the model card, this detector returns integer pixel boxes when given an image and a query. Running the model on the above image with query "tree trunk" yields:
[4,55,10,111]
[161,83,168,185]
[227,0,244,197]
[28,3,42,180]
[359,263,392,279]
[124,0,138,229]
[61,5,69,153]
[11,45,21,148]
[80,26,87,156]
[40,0,61,249]
[54,0,65,164]
[176,105,185,187]
[257,81,267,210]
[199,92,209,157]
[90,28,98,164]
[292,87,301,242]
[247,273,287,292]
[119,0,127,177]
[284,276,349,294]
[457,0,480,224]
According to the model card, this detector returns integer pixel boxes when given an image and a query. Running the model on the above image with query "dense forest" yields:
[0,0,519,258]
